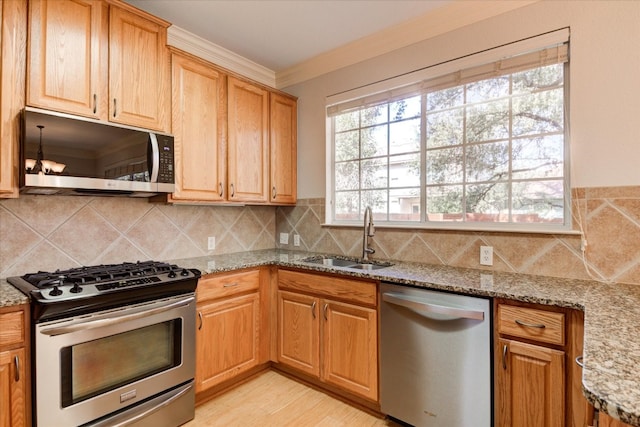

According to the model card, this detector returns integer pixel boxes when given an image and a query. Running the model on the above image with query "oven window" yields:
[60,319,182,406]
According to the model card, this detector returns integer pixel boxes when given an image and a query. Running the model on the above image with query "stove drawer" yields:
[197,269,260,302]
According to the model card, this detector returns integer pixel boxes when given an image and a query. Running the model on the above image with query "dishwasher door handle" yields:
[382,292,485,321]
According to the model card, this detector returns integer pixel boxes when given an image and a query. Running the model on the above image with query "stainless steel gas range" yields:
[8,261,201,427]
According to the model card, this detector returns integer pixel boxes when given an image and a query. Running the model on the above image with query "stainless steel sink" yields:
[301,256,393,270]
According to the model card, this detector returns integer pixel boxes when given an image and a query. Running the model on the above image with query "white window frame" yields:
[325,29,576,234]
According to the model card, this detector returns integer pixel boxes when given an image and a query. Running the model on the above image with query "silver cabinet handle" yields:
[272,186,277,199]
[311,301,316,319]
[515,319,546,329]
[93,94,97,114]
[219,182,223,197]
[502,344,508,370]
[223,282,239,288]
[323,303,328,321]
[14,355,20,382]
[230,183,235,197]
[198,311,203,330]
[113,98,117,117]
[382,292,485,321]
[576,355,584,368]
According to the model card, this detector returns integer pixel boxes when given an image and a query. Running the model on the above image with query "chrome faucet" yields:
[362,206,375,261]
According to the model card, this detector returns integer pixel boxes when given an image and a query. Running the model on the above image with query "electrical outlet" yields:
[208,236,216,251]
[293,234,300,247]
[279,232,289,245]
[480,246,493,266]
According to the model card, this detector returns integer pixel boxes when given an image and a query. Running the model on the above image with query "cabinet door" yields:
[322,299,378,401]
[599,413,633,427]
[0,0,27,197]
[109,5,170,131]
[227,76,269,203]
[171,53,227,202]
[27,0,108,119]
[497,338,565,427]
[196,292,260,392]
[269,93,297,205]
[277,290,319,377]
[0,348,27,427]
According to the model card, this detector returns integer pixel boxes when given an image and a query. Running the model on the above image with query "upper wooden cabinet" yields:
[227,76,297,205]
[270,93,297,204]
[27,0,170,132]
[0,0,27,198]
[170,52,227,202]
[227,76,270,203]
[108,4,170,131]
[27,0,108,119]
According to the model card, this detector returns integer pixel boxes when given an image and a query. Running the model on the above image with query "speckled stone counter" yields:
[3,248,639,426]
[0,278,29,308]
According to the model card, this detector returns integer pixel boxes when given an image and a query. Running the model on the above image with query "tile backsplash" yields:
[2,186,639,286]
[276,186,640,286]
[0,196,275,278]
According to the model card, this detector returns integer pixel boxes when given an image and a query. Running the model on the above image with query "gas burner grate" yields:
[22,261,178,289]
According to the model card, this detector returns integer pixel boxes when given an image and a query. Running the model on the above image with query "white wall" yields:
[284,1,640,198]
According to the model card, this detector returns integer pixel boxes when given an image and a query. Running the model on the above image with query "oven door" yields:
[34,294,196,427]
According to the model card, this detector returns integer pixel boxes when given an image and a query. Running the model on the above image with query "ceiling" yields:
[125,0,450,72]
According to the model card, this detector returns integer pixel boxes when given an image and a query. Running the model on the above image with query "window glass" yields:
[330,50,568,230]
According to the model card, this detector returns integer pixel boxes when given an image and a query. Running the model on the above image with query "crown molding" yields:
[167,25,276,88]
[275,0,539,89]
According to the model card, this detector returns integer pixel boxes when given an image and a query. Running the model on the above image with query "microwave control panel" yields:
[157,135,175,184]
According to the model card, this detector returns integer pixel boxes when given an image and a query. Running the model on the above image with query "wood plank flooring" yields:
[186,371,400,426]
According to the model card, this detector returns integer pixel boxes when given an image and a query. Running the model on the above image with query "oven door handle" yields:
[40,296,195,336]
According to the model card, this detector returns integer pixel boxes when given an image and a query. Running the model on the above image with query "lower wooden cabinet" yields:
[195,269,269,396]
[495,300,593,427]
[497,338,565,426]
[0,305,30,427]
[276,270,378,402]
[598,412,633,427]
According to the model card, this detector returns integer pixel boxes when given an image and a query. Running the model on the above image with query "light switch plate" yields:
[293,234,300,246]
[279,232,289,245]
[208,236,216,250]
[480,246,493,266]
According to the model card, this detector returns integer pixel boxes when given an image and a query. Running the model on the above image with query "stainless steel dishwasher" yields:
[380,282,492,427]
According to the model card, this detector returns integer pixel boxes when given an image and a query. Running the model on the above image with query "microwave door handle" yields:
[149,133,160,183]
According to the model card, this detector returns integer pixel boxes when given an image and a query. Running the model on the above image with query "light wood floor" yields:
[185,371,401,426]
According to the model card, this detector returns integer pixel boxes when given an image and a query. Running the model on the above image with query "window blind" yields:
[327,28,569,117]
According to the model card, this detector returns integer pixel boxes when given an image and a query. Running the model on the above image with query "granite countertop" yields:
[2,248,639,426]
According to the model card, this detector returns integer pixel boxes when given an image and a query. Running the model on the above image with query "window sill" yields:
[321,222,582,235]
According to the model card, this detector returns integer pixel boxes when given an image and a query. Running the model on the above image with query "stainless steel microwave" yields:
[20,107,175,197]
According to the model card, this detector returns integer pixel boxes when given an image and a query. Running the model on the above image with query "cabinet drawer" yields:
[0,309,26,348]
[197,270,260,302]
[498,304,565,345]
[278,270,376,307]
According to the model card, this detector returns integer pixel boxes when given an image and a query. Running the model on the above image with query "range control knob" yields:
[168,270,177,278]
[70,283,83,294]
[49,286,63,297]
[180,269,190,277]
